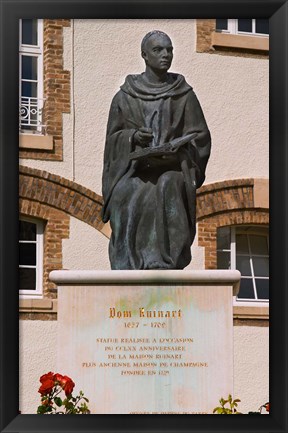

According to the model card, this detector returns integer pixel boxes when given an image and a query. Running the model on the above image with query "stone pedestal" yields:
[50,270,240,414]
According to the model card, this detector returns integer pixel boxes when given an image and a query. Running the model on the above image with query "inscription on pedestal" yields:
[55,273,238,414]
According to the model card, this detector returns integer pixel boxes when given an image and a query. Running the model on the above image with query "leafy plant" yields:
[213,394,242,414]
[37,371,90,414]
[213,395,270,415]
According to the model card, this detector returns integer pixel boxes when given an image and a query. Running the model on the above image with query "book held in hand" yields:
[129,132,197,161]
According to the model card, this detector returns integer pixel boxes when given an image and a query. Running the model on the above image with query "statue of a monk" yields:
[102,30,211,270]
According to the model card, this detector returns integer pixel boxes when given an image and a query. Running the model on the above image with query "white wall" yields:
[19,320,57,414]
[233,325,269,413]
[62,216,110,270]
[19,19,269,415]
[20,19,269,195]
[20,19,268,270]
[19,320,269,414]
[61,216,204,271]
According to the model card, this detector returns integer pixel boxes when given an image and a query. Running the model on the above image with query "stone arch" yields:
[196,178,269,269]
[19,168,269,272]
[19,165,106,232]
[19,165,107,296]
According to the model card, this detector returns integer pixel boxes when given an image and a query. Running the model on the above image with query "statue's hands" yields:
[134,127,153,147]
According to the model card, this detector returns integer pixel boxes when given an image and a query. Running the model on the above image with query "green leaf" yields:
[66,401,75,411]
[214,408,224,414]
[54,397,63,407]
[37,405,47,414]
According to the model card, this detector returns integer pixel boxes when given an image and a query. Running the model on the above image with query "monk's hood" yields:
[120,73,192,100]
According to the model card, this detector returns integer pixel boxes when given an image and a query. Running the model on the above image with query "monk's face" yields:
[142,34,173,72]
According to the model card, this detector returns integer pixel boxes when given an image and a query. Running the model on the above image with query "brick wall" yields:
[196,19,216,53]
[20,19,71,160]
[19,171,269,317]
[197,179,269,269]
[19,171,269,275]
[196,179,254,219]
[19,165,104,231]
[19,165,105,319]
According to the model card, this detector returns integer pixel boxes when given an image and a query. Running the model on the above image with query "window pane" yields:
[21,81,38,98]
[22,19,38,45]
[236,255,252,276]
[236,234,249,254]
[249,235,268,255]
[19,243,36,266]
[237,278,255,299]
[19,221,36,241]
[253,257,269,277]
[22,56,37,80]
[256,19,269,34]
[238,19,252,33]
[217,227,231,250]
[216,19,228,30]
[19,268,36,290]
[256,279,269,300]
[217,251,230,269]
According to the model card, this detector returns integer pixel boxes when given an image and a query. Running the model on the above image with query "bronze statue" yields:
[102,30,211,270]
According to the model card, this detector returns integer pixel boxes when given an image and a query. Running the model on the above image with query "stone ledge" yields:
[254,178,269,208]
[211,32,269,52]
[50,269,241,295]
[19,298,57,313]
[100,222,111,238]
[233,305,269,320]
[19,134,53,150]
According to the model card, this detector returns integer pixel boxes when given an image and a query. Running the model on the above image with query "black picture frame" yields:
[0,0,287,432]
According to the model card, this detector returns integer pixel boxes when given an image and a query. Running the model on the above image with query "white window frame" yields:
[217,225,269,307]
[217,19,269,38]
[19,19,44,134]
[19,217,44,298]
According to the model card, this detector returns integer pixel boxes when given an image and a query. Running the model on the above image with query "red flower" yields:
[38,371,75,397]
[38,379,55,395]
[53,373,64,383]
[40,372,54,384]
[61,375,75,396]
[53,373,75,396]
[264,402,270,412]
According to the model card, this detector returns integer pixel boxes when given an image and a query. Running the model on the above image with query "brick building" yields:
[19,19,269,413]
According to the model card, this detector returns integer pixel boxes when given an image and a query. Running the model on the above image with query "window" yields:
[216,19,269,36]
[19,218,44,298]
[197,19,269,56]
[19,19,44,134]
[217,226,269,303]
